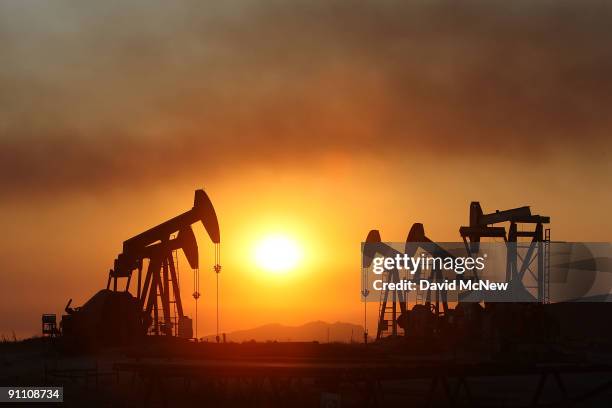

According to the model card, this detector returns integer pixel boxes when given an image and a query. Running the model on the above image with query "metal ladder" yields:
[377,300,400,337]
[543,229,551,304]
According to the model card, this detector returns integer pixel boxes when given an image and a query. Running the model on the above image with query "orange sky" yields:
[1,1,611,337]
[1,154,611,338]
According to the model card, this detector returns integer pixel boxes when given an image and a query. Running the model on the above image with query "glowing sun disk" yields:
[254,235,302,273]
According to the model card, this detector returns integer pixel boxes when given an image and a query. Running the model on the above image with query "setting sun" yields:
[254,235,303,273]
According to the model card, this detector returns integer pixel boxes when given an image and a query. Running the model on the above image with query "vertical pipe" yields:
[150,268,160,336]
[144,258,162,332]
[161,257,172,335]
[168,257,184,317]
[536,223,544,303]
[140,259,157,311]
[392,282,397,336]
[377,272,390,340]
[507,222,518,283]
[137,263,142,300]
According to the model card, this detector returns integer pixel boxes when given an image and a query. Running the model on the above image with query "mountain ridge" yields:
[203,320,365,343]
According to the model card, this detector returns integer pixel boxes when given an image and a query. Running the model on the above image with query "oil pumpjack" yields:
[362,230,407,339]
[459,202,550,302]
[363,224,456,340]
[61,189,220,347]
[364,202,551,343]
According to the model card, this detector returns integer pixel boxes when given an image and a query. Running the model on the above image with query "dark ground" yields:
[1,334,612,408]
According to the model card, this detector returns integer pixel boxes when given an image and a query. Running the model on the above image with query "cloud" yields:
[1,0,611,198]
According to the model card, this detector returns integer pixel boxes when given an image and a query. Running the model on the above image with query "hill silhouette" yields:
[203,321,365,343]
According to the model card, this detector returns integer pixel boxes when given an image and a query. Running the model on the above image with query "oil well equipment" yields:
[60,189,220,347]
